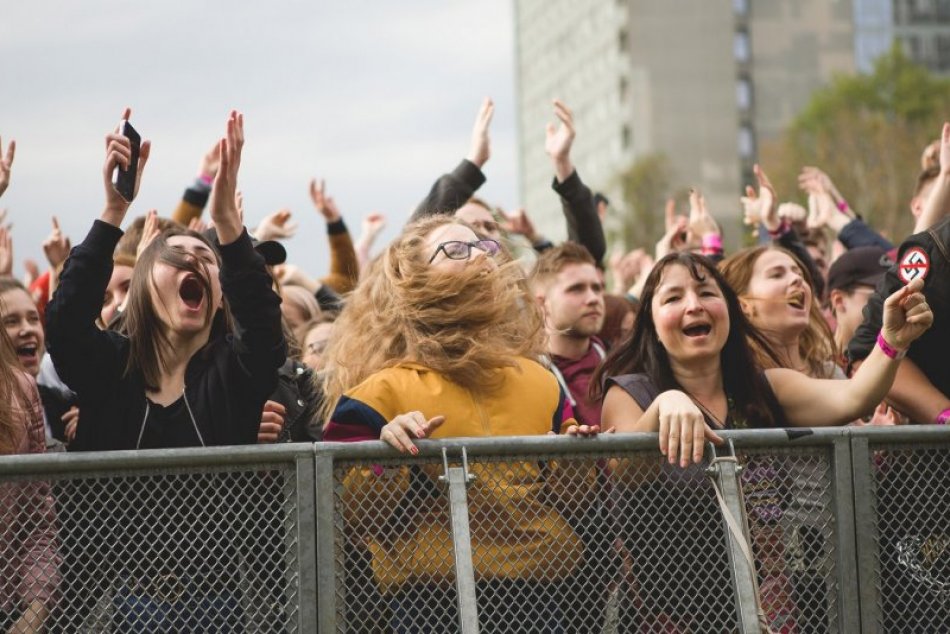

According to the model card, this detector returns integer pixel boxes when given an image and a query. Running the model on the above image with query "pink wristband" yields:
[935,408,950,425]
[876,331,906,360]
[198,173,214,186]
[701,234,723,254]
[837,201,849,213]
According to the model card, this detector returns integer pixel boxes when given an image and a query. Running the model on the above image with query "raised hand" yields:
[466,97,494,168]
[544,99,575,182]
[136,209,161,258]
[688,189,720,238]
[881,277,933,352]
[23,259,39,287]
[198,140,222,181]
[500,207,539,242]
[0,135,15,198]
[42,216,71,269]
[777,202,807,224]
[309,178,342,223]
[0,226,11,276]
[361,212,386,239]
[101,108,152,226]
[380,412,446,455]
[255,209,298,241]
[208,110,245,244]
[741,164,779,231]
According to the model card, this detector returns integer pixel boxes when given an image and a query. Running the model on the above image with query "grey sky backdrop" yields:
[0,1,523,278]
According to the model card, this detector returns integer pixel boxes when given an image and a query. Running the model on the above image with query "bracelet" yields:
[837,200,849,213]
[876,331,907,360]
[935,408,950,425]
[198,173,214,186]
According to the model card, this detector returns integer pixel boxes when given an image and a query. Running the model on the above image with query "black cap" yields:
[827,246,892,292]
[202,227,287,266]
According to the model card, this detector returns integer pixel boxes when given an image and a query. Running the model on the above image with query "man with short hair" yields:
[531,242,605,429]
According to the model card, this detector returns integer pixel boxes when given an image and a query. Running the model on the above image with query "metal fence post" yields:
[706,441,763,634]
[850,434,881,633]
[439,447,480,634]
[314,451,338,634]
[831,434,862,632]
[296,452,319,633]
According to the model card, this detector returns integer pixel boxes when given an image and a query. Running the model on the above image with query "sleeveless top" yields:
[605,372,789,429]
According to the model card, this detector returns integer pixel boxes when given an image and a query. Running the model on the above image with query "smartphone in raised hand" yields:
[112,120,141,202]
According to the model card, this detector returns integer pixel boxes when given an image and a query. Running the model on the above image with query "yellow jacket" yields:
[326,357,584,593]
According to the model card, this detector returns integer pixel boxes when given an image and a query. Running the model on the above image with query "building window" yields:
[736,77,752,111]
[937,34,950,70]
[904,34,922,60]
[618,29,629,52]
[622,125,632,151]
[738,125,755,159]
[734,31,750,63]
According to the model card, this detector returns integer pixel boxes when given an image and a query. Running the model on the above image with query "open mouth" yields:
[15,344,39,364]
[179,275,205,310]
[682,323,712,338]
[786,291,806,310]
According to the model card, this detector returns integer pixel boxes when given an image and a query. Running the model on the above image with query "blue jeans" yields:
[113,578,243,633]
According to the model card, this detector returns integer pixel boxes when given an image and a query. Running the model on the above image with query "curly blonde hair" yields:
[720,245,836,378]
[320,216,546,423]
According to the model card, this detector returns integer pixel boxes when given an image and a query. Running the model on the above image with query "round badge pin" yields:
[898,247,930,284]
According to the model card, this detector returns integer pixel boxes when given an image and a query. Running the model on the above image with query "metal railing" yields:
[0,427,948,632]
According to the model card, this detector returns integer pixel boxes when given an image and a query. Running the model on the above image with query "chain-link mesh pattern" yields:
[0,463,300,633]
[738,447,840,633]
[868,441,950,633]
[333,450,746,633]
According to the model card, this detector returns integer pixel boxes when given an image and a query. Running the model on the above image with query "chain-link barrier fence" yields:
[1,428,949,632]
[0,445,317,633]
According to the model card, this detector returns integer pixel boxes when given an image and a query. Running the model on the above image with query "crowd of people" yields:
[0,98,947,632]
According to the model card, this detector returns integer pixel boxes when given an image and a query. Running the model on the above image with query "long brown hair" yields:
[591,252,784,428]
[123,227,232,391]
[320,216,545,423]
[0,306,30,454]
[719,245,836,378]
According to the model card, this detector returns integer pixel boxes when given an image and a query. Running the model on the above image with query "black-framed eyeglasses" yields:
[428,239,501,264]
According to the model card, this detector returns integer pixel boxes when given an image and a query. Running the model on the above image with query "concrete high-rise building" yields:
[514,0,950,249]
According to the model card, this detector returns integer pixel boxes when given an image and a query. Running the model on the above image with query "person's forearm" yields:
[552,157,573,184]
[842,345,902,420]
[885,358,950,424]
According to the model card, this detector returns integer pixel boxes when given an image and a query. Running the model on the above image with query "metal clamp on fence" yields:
[437,446,480,633]
[707,439,772,634]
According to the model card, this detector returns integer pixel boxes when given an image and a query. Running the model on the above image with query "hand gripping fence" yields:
[3,427,950,632]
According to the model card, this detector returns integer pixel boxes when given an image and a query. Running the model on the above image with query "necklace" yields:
[135,387,206,449]
[689,393,736,430]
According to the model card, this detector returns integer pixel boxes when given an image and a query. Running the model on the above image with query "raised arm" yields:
[0,134,15,198]
[768,278,932,426]
[913,122,950,234]
[46,108,151,398]
[310,178,359,294]
[411,98,492,220]
[546,100,606,264]
[171,141,221,227]
[210,111,286,396]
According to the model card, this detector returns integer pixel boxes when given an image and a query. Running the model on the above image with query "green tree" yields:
[762,45,950,240]
[611,152,678,251]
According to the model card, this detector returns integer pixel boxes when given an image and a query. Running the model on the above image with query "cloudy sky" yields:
[0,1,519,276]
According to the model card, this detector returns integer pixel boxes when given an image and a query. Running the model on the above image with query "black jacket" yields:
[46,220,287,451]
[848,217,950,400]
[272,359,324,442]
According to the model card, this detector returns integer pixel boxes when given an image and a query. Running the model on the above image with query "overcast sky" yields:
[0,1,519,277]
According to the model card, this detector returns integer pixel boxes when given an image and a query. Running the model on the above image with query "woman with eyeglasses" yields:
[322,215,586,632]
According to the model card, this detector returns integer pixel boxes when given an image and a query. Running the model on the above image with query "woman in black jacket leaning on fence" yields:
[46,109,286,451]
